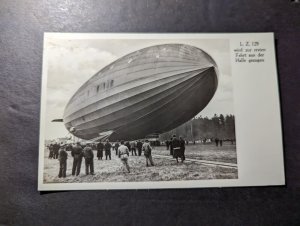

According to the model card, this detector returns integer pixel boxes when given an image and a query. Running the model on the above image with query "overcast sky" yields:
[44,37,233,140]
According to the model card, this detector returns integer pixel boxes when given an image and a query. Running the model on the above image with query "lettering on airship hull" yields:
[63,44,219,141]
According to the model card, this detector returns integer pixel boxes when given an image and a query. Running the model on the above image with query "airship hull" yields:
[63,44,218,141]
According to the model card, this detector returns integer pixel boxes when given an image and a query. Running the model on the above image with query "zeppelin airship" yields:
[62,44,219,141]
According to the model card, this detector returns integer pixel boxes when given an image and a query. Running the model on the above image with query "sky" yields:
[44,37,234,140]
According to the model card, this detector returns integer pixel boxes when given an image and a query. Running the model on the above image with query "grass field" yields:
[153,142,237,164]
[43,143,237,183]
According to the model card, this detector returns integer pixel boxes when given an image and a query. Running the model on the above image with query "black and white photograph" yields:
[38,33,284,190]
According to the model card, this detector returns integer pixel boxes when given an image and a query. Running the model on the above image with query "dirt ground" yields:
[43,143,237,183]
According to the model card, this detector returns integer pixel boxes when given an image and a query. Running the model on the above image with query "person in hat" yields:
[104,139,112,160]
[71,142,83,176]
[53,142,60,159]
[172,135,181,163]
[136,140,143,156]
[117,140,130,173]
[114,141,120,156]
[83,143,95,175]
[58,144,68,178]
[142,140,154,167]
[179,136,186,162]
[97,141,104,160]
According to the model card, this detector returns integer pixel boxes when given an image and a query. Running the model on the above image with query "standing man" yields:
[172,135,181,163]
[137,140,143,156]
[130,140,137,156]
[125,141,131,154]
[215,138,219,146]
[118,141,130,173]
[142,140,154,167]
[104,139,112,160]
[83,143,95,175]
[48,143,54,159]
[71,142,83,176]
[97,142,104,160]
[58,144,68,178]
[220,139,223,147]
[179,136,186,162]
[53,142,60,159]
[114,141,120,156]
[170,138,173,156]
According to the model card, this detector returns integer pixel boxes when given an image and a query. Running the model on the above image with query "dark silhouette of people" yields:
[166,140,169,150]
[179,136,186,162]
[137,140,143,156]
[172,135,181,163]
[48,143,54,159]
[58,145,68,178]
[83,143,94,175]
[104,139,112,160]
[215,138,219,146]
[97,142,104,160]
[125,141,131,154]
[170,138,173,156]
[220,139,223,147]
[114,141,120,156]
[71,142,83,176]
[53,142,60,159]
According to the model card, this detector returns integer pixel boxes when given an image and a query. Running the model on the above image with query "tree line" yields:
[160,114,236,141]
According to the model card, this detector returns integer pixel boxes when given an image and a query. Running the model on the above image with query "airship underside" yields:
[63,44,219,141]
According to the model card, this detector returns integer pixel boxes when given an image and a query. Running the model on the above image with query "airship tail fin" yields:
[51,119,63,122]
[88,130,114,142]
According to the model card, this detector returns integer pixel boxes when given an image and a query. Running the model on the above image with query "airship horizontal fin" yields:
[51,119,63,122]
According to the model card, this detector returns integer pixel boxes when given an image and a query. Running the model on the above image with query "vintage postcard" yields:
[38,33,284,190]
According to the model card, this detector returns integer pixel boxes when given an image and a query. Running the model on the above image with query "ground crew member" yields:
[172,135,181,163]
[114,141,120,156]
[104,139,112,160]
[142,140,154,167]
[179,136,186,162]
[53,142,60,159]
[58,145,68,178]
[130,140,137,156]
[97,142,104,160]
[118,141,130,173]
[71,142,83,176]
[137,140,143,156]
[83,143,95,175]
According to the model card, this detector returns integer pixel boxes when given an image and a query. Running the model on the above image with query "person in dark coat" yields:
[58,145,68,178]
[48,143,54,159]
[83,144,94,175]
[137,140,143,156]
[97,142,104,160]
[125,141,131,154]
[220,139,223,147]
[215,138,219,146]
[179,136,186,162]
[53,142,60,159]
[114,141,120,156]
[71,142,83,176]
[166,140,169,150]
[170,138,173,156]
[172,135,181,163]
[104,139,112,160]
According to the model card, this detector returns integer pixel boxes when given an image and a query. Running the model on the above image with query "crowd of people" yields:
[47,138,163,178]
